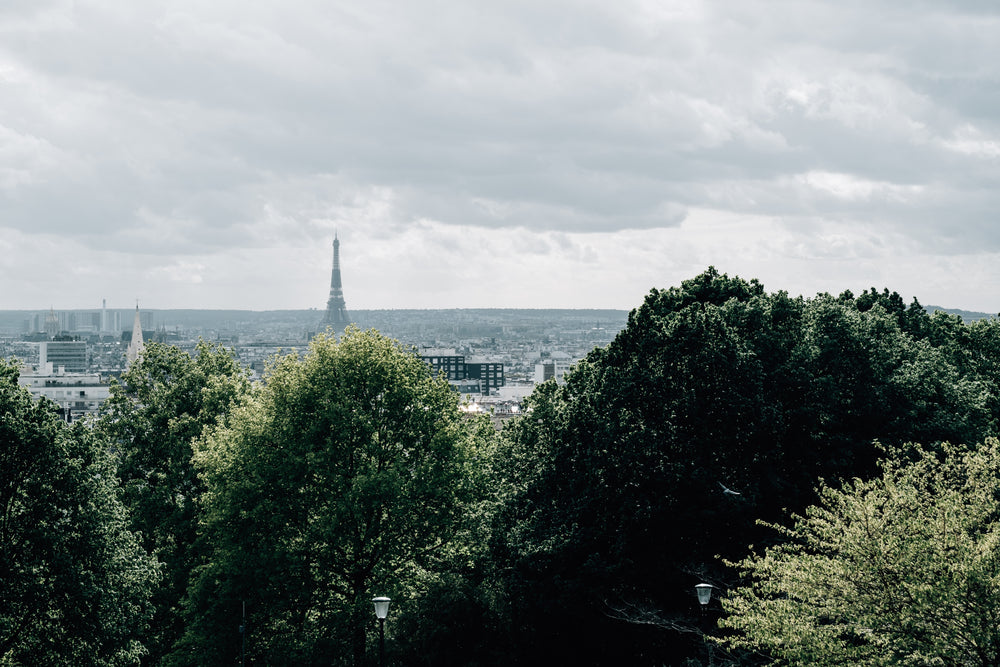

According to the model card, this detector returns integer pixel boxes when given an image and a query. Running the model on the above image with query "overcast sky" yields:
[2,0,999,312]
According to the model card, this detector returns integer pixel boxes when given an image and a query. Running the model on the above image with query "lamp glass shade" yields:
[373,596,391,619]
[695,583,713,606]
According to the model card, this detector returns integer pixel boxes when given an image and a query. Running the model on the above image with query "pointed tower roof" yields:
[127,304,145,365]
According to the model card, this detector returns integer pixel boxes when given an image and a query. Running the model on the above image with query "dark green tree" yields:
[98,341,250,663]
[722,439,1000,666]
[966,317,1000,432]
[176,328,491,666]
[480,272,779,664]
[0,360,160,665]
[483,269,995,665]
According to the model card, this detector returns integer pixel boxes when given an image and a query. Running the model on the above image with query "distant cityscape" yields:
[2,236,991,422]
[0,236,630,422]
[0,305,628,422]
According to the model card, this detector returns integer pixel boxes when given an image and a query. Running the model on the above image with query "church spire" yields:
[127,303,145,365]
[322,234,350,331]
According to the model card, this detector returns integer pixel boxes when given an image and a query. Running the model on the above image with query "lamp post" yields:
[695,584,715,666]
[372,596,391,667]
[239,601,246,667]
[695,583,713,609]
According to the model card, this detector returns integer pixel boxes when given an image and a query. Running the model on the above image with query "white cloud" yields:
[942,124,1000,158]
[147,261,205,285]
[796,171,925,202]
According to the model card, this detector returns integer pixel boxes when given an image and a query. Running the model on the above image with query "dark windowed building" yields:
[420,352,505,395]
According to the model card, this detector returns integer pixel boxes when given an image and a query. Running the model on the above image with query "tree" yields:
[721,439,1000,666]
[99,341,250,663]
[0,360,160,665]
[176,328,490,666]
[482,269,996,665]
[485,272,784,665]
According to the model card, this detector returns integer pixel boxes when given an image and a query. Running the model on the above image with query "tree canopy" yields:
[175,328,489,666]
[480,268,998,665]
[98,341,251,663]
[11,268,1000,665]
[0,360,159,665]
[722,439,1000,666]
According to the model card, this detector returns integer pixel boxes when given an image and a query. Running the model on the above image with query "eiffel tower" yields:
[322,233,351,331]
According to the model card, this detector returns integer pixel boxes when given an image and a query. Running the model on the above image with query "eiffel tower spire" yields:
[322,232,350,330]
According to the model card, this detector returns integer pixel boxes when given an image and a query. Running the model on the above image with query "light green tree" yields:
[0,360,160,665]
[174,328,490,666]
[721,439,1000,666]
[98,340,250,664]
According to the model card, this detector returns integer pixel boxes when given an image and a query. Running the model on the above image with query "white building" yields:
[18,364,111,421]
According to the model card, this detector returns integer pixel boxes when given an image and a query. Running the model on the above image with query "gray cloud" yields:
[2,0,1000,309]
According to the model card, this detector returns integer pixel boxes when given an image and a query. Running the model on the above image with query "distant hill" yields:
[925,306,997,323]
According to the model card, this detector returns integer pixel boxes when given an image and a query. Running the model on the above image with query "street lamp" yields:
[373,596,391,667]
[239,601,246,667]
[695,583,714,608]
[695,584,715,666]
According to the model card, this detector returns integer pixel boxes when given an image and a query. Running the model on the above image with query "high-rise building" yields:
[39,341,88,373]
[100,299,122,334]
[322,233,351,331]
[534,361,557,384]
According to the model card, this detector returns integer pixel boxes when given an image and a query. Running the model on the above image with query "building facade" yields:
[420,351,505,395]
[18,367,111,422]
[39,340,88,373]
[465,362,505,393]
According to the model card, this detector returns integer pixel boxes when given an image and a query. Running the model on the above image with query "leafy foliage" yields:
[483,268,996,665]
[12,268,1000,665]
[176,328,488,666]
[0,360,159,665]
[722,440,1000,666]
[98,341,250,663]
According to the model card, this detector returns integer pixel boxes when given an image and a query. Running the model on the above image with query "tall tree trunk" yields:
[351,589,368,667]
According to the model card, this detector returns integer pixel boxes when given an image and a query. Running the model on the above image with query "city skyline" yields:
[2,3,1000,312]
